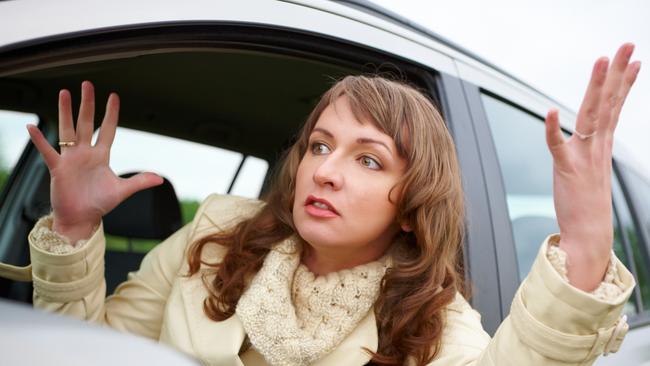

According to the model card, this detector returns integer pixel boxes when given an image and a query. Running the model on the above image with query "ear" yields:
[400,221,413,232]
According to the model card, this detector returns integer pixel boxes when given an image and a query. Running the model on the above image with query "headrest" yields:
[103,172,182,240]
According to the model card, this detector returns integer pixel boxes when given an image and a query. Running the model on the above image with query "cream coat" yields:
[23,194,635,365]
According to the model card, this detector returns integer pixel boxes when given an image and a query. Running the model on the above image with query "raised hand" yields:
[545,43,641,291]
[27,81,164,243]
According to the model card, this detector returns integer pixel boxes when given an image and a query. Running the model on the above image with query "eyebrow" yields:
[311,127,393,155]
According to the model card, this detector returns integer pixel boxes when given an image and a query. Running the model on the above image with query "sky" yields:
[371,0,650,175]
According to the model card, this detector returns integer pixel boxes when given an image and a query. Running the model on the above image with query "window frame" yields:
[0,22,446,302]
[461,83,527,323]
[430,72,502,335]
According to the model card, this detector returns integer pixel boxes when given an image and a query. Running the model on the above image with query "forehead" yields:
[313,96,389,139]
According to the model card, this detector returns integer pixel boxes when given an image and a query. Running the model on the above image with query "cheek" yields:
[294,160,310,195]
[293,159,310,212]
[348,177,398,222]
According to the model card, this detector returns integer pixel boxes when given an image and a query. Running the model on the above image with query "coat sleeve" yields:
[429,234,635,366]
[29,195,221,340]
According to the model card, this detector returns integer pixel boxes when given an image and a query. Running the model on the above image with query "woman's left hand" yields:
[545,43,641,292]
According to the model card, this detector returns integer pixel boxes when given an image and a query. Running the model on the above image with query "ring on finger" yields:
[58,141,77,147]
[574,129,597,140]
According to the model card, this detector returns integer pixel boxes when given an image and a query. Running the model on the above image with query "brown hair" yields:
[188,75,467,365]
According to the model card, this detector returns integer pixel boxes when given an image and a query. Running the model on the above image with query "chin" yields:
[294,216,344,248]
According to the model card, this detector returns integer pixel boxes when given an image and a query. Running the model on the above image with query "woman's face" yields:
[293,96,408,262]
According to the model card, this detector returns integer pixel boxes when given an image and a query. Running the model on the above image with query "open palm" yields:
[545,43,641,291]
[27,81,163,243]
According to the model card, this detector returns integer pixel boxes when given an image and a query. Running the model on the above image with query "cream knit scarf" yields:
[235,237,389,366]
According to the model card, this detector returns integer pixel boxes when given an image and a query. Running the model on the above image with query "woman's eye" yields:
[359,156,381,170]
[311,142,331,155]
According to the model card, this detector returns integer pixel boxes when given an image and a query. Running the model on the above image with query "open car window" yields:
[0,24,441,301]
[92,127,268,222]
[0,110,35,195]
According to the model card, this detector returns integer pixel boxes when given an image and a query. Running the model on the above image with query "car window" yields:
[480,94,637,295]
[618,164,650,312]
[0,110,36,193]
[93,127,268,253]
[480,93,558,280]
[612,176,644,316]
[622,166,650,238]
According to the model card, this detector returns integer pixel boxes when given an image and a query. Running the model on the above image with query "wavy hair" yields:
[187,75,467,365]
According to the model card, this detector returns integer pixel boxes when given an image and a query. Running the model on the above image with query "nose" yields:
[313,154,344,190]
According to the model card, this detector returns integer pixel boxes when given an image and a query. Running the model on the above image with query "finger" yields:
[76,80,96,145]
[545,109,567,160]
[609,61,642,131]
[599,43,635,132]
[58,89,75,146]
[118,172,164,201]
[26,124,59,169]
[96,93,120,149]
[575,57,608,137]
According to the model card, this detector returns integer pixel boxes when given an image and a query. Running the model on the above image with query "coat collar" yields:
[179,274,246,366]
[182,205,379,365]
[179,269,378,366]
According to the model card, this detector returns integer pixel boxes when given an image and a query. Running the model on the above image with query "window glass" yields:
[482,93,646,313]
[481,94,557,280]
[0,110,36,192]
[93,127,269,253]
[622,166,650,238]
[618,165,650,311]
[230,156,269,198]
[612,176,642,315]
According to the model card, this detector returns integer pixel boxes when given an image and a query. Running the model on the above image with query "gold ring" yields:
[58,141,76,147]
[574,129,597,140]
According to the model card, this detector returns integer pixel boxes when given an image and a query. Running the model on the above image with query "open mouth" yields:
[304,195,340,216]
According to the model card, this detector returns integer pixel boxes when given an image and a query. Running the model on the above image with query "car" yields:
[0,299,201,366]
[0,0,649,364]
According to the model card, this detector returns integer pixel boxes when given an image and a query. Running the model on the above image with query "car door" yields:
[456,58,650,363]
[1,0,501,319]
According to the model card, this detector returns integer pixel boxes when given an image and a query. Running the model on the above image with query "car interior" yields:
[0,42,440,301]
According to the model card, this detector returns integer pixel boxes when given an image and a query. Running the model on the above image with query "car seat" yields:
[103,172,182,295]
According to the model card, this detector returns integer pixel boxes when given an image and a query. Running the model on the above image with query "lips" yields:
[304,195,340,216]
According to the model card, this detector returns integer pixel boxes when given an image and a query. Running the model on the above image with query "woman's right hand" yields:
[27,81,164,243]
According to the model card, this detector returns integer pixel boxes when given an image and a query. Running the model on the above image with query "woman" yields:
[22,43,639,365]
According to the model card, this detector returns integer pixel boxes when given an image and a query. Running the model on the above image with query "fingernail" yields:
[634,61,642,74]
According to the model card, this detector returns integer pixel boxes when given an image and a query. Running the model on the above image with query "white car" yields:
[0,0,649,364]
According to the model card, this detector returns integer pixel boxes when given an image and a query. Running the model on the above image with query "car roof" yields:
[0,0,645,176]
[0,0,567,108]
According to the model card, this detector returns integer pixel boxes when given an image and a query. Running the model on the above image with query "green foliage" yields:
[0,168,8,192]
[105,234,159,253]
[627,227,650,311]
[0,149,8,192]
[180,199,200,225]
